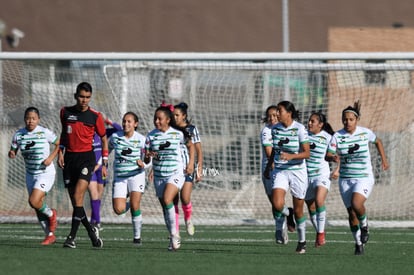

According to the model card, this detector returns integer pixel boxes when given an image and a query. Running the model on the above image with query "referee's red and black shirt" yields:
[60,106,106,152]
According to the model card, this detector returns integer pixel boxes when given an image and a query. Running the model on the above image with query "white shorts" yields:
[272,168,308,199]
[153,172,185,198]
[26,169,56,194]
[305,176,331,201]
[339,177,374,208]
[112,172,146,198]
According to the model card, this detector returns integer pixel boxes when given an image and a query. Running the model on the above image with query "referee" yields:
[58,82,108,249]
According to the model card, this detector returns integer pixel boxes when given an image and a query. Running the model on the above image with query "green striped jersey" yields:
[328,126,376,178]
[109,130,146,179]
[10,125,58,175]
[306,130,332,178]
[271,121,309,170]
[145,127,185,178]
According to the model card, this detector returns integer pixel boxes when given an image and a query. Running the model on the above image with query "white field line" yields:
[2,235,414,245]
[2,225,414,245]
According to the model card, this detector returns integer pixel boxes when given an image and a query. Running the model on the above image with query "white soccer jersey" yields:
[10,125,58,175]
[261,124,273,171]
[145,127,185,178]
[271,121,309,171]
[328,126,376,179]
[109,130,146,180]
[306,130,332,178]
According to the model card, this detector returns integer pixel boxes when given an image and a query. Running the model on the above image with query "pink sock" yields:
[174,204,180,233]
[182,202,193,221]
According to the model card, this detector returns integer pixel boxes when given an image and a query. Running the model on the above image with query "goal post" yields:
[1,52,413,227]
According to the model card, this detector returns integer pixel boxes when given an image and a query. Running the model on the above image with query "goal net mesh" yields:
[1,54,413,226]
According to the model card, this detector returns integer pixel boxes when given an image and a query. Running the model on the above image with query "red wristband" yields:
[102,149,109,158]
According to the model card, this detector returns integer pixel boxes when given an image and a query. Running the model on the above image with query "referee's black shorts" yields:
[63,151,95,188]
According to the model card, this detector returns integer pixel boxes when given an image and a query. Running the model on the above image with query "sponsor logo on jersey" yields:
[67,115,78,121]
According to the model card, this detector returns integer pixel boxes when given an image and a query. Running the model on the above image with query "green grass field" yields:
[0,223,413,275]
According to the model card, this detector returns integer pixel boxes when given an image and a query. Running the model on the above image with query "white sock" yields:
[352,228,362,245]
[132,214,142,239]
[166,205,177,236]
[317,210,326,233]
[282,205,289,216]
[297,219,306,243]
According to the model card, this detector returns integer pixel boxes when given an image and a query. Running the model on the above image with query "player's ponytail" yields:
[342,100,361,119]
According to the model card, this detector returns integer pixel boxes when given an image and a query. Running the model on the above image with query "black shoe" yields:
[296,241,306,254]
[133,238,142,246]
[354,244,364,255]
[89,226,103,248]
[63,236,76,249]
[287,207,296,232]
[360,226,369,244]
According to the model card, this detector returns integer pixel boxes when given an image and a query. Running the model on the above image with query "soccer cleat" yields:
[275,230,284,244]
[295,241,307,254]
[286,207,296,232]
[185,219,195,236]
[63,236,76,248]
[89,225,103,248]
[315,232,326,247]
[171,234,181,251]
[41,234,56,245]
[360,226,369,244]
[92,222,103,231]
[92,238,103,248]
[133,238,142,246]
[49,209,57,233]
[354,243,364,255]
[167,238,173,251]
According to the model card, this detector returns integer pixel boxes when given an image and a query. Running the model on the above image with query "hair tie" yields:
[161,101,174,112]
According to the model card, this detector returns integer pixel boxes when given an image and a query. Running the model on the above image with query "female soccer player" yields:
[8,107,59,245]
[261,105,295,236]
[305,111,336,247]
[89,115,122,230]
[144,105,194,251]
[173,102,202,236]
[261,105,278,201]
[109,112,146,245]
[264,101,310,254]
[326,101,389,255]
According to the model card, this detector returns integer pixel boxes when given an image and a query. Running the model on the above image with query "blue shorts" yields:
[185,173,194,183]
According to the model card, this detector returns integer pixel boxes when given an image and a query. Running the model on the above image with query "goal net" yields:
[1,52,413,227]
